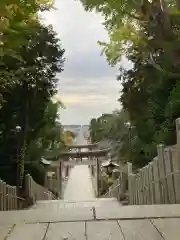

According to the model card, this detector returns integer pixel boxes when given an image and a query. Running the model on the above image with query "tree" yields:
[81,0,180,68]
[89,110,129,160]
[0,0,53,57]
[0,0,54,111]
[62,130,76,145]
[89,117,106,143]
[0,23,65,186]
[118,13,180,166]
[26,100,66,162]
[83,0,180,168]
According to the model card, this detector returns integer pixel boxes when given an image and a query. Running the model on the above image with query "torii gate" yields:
[66,142,99,161]
[67,142,98,150]
[44,145,111,198]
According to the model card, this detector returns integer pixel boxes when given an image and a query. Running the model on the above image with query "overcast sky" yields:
[42,0,125,125]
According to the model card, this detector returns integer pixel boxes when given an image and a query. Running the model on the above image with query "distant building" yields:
[63,125,81,134]
[62,125,90,144]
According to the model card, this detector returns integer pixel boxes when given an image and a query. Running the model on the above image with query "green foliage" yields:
[85,0,180,168]
[0,18,65,185]
[118,11,180,166]
[0,0,54,58]
[82,0,180,70]
[100,174,114,195]
[25,102,65,163]
[25,162,46,186]
[89,110,131,163]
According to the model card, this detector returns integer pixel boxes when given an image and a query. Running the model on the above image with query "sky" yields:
[42,0,126,125]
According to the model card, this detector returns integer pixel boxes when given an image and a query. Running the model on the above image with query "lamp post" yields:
[16,125,21,190]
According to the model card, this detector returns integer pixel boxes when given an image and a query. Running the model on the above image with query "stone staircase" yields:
[30,198,121,212]
[0,198,123,224]
[1,198,180,239]
[30,198,122,219]
[1,164,180,239]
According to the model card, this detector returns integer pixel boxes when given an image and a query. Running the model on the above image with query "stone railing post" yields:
[127,162,132,175]
[127,162,132,203]
[157,144,169,203]
[59,160,62,199]
[96,157,100,197]
[176,118,180,169]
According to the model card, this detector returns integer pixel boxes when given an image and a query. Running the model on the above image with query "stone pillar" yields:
[59,160,62,199]
[90,147,93,163]
[65,165,69,177]
[176,118,180,168]
[91,165,94,176]
[96,157,100,197]
[56,166,60,192]
[127,162,132,175]
[44,170,48,188]
[158,144,171,203]
[127,162,132,202]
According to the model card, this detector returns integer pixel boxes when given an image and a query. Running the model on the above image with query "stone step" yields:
[31,198,122,210]
[121,200,128,205]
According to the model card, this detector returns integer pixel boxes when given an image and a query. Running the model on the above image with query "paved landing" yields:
[63,165,95,201]
[1,202,180,239]
[64,159,94,166]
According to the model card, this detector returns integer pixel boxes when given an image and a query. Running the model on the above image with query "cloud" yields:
[55,75,121,124]
[62,51,116,79]
[42,0,125,124]
[59,94,110,106]
[59,102,121,125]
[41,0,107,55]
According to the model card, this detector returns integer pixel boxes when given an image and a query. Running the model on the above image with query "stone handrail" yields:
[25,174,56,204]
[103,183,121,199]
[0,179,19,211]
[102,171,128,201]
[0,174,57,211]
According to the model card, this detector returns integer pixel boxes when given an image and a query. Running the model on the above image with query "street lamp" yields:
[16,125,21,190]
[16,126,21,132]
